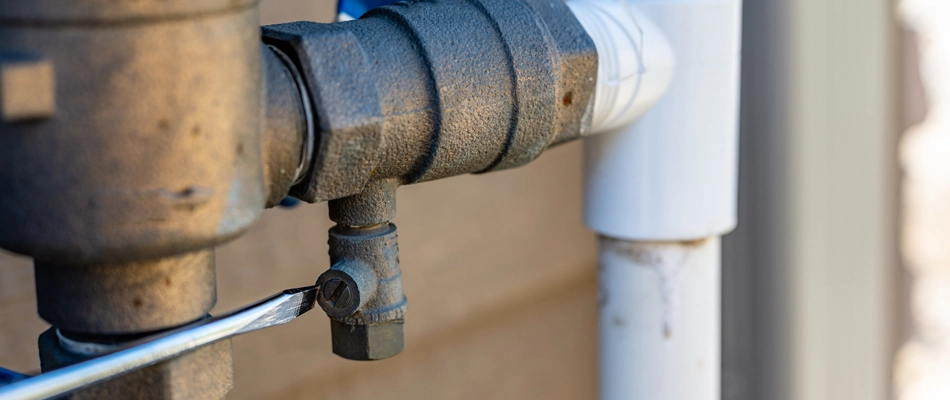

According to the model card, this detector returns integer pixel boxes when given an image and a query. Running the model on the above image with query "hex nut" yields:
[262,23,384,203]
[38,328,234,400]
[0,52,55,122]
[330,319,405,361]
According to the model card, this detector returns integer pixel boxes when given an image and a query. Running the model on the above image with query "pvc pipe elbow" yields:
[580,0,743,240]
[567,0,675,134]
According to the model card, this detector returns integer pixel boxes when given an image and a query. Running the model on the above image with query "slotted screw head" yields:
[322,279,352,309]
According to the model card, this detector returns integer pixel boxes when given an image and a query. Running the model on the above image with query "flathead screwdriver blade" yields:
[0,286,319,400]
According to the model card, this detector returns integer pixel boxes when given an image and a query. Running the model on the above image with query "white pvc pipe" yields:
[581,0,743,241]
[570,0,742,399]
[599,237,721,400]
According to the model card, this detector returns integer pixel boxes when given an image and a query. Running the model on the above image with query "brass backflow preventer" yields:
[0,0,598,397]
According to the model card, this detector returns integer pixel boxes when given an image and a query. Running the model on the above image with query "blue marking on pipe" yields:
[338,0,399,19]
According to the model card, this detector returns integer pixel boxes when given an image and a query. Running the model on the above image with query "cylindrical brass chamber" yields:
[0,0,266,264]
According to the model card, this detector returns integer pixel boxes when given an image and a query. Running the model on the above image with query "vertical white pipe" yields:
[599,237,721,400]
[571,0,742,399]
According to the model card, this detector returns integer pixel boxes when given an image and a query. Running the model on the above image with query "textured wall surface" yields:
[0,2,599,398]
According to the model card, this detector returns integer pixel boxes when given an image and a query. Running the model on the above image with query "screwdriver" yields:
[0,286,319,400]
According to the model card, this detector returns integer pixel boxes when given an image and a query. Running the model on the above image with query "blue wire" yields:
[278,197,302,209]
[338,0,399,19]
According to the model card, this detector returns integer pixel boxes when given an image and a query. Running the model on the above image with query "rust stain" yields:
[562,91,574,106]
